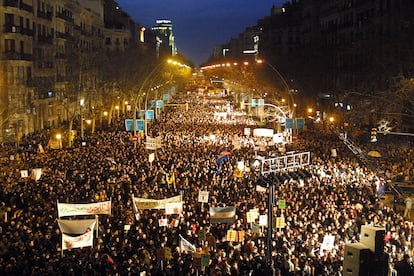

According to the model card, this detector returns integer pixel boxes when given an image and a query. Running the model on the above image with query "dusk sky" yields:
[116,0,287,66]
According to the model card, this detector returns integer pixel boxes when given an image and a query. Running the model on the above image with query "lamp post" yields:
[80,98,85,139]
[258,151,311,274]
[131,60,169,147]
[256,58,295,118]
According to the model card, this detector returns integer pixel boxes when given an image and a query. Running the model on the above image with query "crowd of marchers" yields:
[0,91,413,275]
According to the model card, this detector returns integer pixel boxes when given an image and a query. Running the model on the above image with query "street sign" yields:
[136,120,145,131]
[156,100,163,109]
[285,118,294,129]
[146,110,154,120]
[296,118,304,129]
[251,99,257,107]
[132,136,138,142]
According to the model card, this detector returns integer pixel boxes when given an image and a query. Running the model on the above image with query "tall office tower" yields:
[151,19,177,58]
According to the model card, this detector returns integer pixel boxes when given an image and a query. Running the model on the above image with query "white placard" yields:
[149,153,155,163]
[198,191,209,203]
[259,215,267,226]
[319,234,335,256]
[244,128,251,136]
[158,218,168,227]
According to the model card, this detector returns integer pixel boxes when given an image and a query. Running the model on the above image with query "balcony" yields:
[56,12,74,23]
[37,35,53,44]
[2,51,32,61]
[37,10,53,21]
[19,1,33,13]
[56,75,66,82]
[56,31,74,40]
[21,27,34,36]
[21,53,33,61]
[55,53,67,59]
[3,0,18,8]
[3,24,20,33]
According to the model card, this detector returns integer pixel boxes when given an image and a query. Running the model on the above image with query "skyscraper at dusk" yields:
[151,19,177,58]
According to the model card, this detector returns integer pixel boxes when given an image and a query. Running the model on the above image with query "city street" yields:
[0,85,413,275]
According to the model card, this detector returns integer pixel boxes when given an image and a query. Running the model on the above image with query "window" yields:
[5,39,16,52]
[5,13,14,25]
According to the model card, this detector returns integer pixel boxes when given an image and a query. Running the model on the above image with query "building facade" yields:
[0,0,142,141]
[210,0,414,106]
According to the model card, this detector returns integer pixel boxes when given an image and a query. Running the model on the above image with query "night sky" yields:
[116,0,287,66]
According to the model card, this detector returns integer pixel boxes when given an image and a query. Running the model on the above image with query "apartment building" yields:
[0,0,139,141]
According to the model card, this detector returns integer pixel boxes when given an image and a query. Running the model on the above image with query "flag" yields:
[209,206,236,224]
[166,173,175,185]
[216,149,231,164]
[234,167,243,178]
[179,234,196,252]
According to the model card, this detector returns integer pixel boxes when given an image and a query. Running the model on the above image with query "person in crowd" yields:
[0,91,413,275]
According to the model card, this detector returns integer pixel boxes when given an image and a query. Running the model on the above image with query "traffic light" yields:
[370,127,377,142]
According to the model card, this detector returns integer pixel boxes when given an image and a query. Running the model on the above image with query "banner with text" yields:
[57,201,111,217]
[132,195,182,210]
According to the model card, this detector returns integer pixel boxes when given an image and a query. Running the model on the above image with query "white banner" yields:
[165,202,183,215]
[58,218,97,234]
[253,128,274,137]
[132,195,182,210]
[57,201,111,217]
[62,224,95,251]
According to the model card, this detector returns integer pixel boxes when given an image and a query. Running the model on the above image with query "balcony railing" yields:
[56,12,74,23]
[56,31,74,40]
[3,0,18,8]
[3,25,34,36]
[37,10,53,21]
[56,75,66,82]
[37,35,53,44]
[55,53,67,59]
[2,51,33,61]
[19,1,33,13]
[3,24,20,33]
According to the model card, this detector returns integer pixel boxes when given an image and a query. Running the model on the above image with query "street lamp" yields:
[56,133,62,149]
[255,58,295,117]
[257,151,311,273]
[80,98,85,139]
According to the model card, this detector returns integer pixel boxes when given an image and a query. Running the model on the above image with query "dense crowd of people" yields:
[0,89,413,275]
